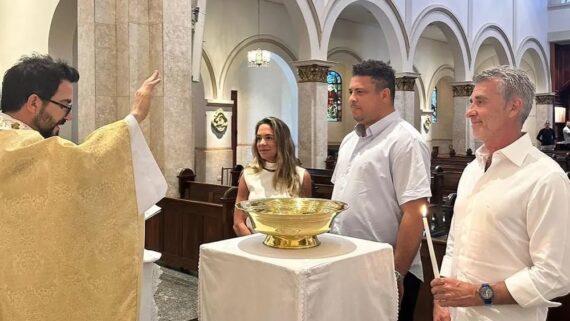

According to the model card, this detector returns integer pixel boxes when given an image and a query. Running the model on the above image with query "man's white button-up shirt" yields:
[440,133,570,321]
[331,111,431,281]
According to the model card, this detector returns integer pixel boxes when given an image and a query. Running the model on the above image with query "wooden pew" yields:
[177,168,196,198]
[313,183,334,199]
[431,169,444,205]
[145,169,238,274]
[306,168,334,200]
[145,187,237,274]
[306,167,334,185]
[431,165,463,197]
[431,158,472,171]
[181,181,234,204]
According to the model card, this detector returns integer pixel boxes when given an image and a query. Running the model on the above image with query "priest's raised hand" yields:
[131,70,161,123]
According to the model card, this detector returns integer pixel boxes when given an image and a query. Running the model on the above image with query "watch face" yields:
[480,286,494,299]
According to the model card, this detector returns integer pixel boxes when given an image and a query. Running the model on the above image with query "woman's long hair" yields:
[249,117,301,196]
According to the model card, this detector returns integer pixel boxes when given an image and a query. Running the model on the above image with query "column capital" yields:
[396,72,420,78]
[535,93,556,105]
[292,60,335,83]
[451,81,475,97]
[395,73,419,91]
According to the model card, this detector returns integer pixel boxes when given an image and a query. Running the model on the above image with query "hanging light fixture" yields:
[248,0,270,67]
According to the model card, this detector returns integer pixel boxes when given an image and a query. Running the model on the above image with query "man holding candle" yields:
[331,60,431,321]
[431,66,570,321]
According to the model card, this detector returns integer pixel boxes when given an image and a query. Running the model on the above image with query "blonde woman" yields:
[233,117,312,236]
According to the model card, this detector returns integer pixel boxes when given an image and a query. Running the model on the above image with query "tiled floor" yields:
[155,267,198,321]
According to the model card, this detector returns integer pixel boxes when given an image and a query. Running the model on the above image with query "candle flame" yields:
[421,204,427,218]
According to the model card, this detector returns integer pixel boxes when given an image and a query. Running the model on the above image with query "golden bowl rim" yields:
[235,197,349,214]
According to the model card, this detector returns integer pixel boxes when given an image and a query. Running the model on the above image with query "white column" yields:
[451,82,474,153]
[161,0,194,196]
[535,93,555,140]
[293,60,334,169]
[395,73,420,129]
[78,0,194,196]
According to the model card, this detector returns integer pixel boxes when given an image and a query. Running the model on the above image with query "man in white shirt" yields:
[431,66,570,321]
[331,60,431,321]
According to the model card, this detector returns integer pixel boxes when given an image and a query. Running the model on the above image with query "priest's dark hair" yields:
[1,54,79,113]
[352,59,395,104]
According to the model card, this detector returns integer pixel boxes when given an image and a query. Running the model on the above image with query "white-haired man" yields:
[431,66,570,321]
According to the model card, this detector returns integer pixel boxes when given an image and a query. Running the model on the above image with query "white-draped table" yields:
[199,233,397,321]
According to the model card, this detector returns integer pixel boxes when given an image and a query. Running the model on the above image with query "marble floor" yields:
[155,266,199,321]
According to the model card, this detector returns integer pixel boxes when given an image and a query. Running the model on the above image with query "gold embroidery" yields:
[0,120,141,321]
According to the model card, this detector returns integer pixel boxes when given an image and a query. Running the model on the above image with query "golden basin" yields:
[236,198,348,249]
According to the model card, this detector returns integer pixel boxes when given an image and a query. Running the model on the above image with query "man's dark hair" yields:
[352,59,395,103]
[1,54,79,113]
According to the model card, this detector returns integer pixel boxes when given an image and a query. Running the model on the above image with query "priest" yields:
[0,54,167,321]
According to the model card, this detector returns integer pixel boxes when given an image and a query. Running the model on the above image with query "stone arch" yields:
[280,0,321,60]
[409,5,470,80]
[516,37,549,92]
[427,64,455,109]
[321,0,408,70]
[201,49,217,99]
[413,66,426,114]
[49,0,78,142]
[425,65,455,154]
[222,40,299,165]
[218,35,297,99]
[471,24,515,72]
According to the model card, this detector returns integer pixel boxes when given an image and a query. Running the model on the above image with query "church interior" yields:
[1,0,570,320]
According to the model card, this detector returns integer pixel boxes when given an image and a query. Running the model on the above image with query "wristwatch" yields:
[478,283,494,305]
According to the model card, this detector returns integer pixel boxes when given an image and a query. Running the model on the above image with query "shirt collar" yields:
[354,111,400,138]
[0,112,33,130]
[475,133,532,168]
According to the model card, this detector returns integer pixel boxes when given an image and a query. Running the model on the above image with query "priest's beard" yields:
[33,106,66,138]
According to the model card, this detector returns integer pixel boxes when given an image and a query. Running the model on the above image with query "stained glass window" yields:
[431,87,438,123]
[327,70,342,122]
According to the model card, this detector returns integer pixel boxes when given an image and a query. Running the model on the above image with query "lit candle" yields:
[422,205,440,278]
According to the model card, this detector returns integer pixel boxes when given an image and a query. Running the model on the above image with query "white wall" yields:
[474,44,502,75]
[470,1,513,42]
[328,18,390,62]
[548,3,570,41]
[0,0,60,76]
[203,0,299,98]
[224,51,298,165]
[429,78,453,140]
[414,38,456,103]
[410,0,469,35]
[516,0,549,48]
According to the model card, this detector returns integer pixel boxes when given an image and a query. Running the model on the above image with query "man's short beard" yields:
[33,106,62,138]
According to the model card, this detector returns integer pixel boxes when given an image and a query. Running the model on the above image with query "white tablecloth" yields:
[199,233,398,321]
[140,249,162,321]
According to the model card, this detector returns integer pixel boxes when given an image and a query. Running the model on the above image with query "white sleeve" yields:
[125,115,168,215]
[504,172,570,308]
[391,137,432,205]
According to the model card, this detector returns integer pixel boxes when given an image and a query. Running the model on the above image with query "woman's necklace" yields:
[263,162,277,172]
